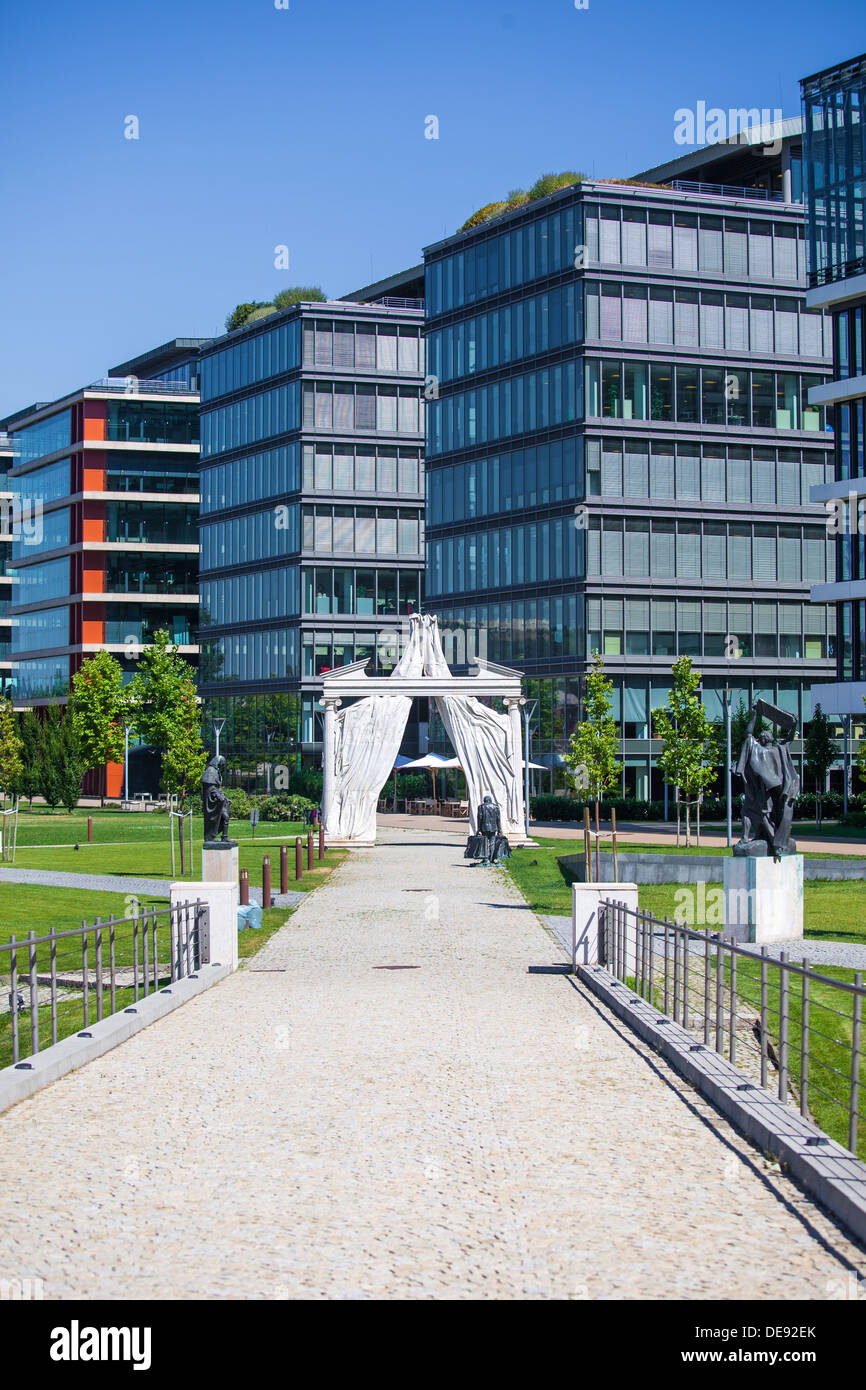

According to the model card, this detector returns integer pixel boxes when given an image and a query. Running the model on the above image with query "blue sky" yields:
[0,0,863,417]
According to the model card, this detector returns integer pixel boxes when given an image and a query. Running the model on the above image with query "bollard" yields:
[295,837,303,881]
[306,829,313,871]
[262,855,271,911]
[239,868,249,906]
[87,816,93,844]
[280,844,288,895]
[318,823,324,860]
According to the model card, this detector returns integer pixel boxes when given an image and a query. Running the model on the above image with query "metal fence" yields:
[668,178,784,202]
[599,899,864,1157]
[1,900,209,1067]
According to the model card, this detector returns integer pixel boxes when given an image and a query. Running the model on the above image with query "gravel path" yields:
[0,868,169,897]
[0,827,863,1300]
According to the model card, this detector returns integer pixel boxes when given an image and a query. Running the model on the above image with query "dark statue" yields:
[733,700,799,860]
[201,754,233,845]
[464,794,511,864]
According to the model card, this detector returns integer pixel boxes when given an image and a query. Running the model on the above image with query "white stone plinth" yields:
[202,843,239,884]
[723,854,804,944]
[572,882,638,972]
[171,880,239,972]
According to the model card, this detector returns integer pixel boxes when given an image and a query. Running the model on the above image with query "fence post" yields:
[28,930,39,1057]
[703,933,711,1044]
[760,947,769,1089]
[729,949,737,1067]
[81,922,89,1026]
[779,949,790,1104]
[10,933,19,1064]
[240,868,249,906]
[715,939,724,1053]
[262,855,272,911]
[280,845,288,894]
[663,921,670,1016]
[50,927,58,1047]
[94,918,104,1023]
[87,815,93,843]
[583,807,592,883]
[850,972,862,1155]
[318,823,325,861]
[295,837,303,881]
[108,915,116,1020]
[801,960,811,1119]
[672,922,680,1020]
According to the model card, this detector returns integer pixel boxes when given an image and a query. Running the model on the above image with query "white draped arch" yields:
[320,614,525,844]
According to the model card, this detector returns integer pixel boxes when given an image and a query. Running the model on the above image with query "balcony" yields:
[89,377,197,396]
[668,178,784,202]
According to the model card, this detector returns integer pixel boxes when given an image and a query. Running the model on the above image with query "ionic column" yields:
[504,697,526,837]
[320,697,342,836]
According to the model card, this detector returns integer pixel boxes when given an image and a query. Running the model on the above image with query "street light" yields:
[212,717,226,762]
[723,687,733,849]
[123,723,134,807]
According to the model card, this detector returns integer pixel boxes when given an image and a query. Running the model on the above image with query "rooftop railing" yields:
[87,377,198,395]
[668,178,784,202]
[369,296,424,309]
[809,256,866,289]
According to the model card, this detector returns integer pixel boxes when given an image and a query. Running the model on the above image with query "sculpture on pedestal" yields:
[465,794,511,864]
[733,700,799,860]
[201,754,232,845]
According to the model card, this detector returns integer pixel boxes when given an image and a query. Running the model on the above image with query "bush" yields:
[527,171,583,200]
[252,794,316,823]
[458,201,508,231]
[225,787,251,821]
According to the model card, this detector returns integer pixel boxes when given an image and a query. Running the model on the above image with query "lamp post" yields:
[723,687,733,849]
[212,717,226,762]
[123,724,133,806]
[521,698,538,840]
[843,714,850,819]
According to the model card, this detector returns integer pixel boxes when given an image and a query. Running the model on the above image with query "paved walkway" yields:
[0,867,170,896]
[0,827,864,1300]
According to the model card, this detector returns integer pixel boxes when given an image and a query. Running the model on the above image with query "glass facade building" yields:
[423,133,836,797]
[0,434,14,690]
[802,53,866,736]
[0,338,207,795]
[196,285,426,786]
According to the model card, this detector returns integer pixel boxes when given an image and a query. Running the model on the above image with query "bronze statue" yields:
[733,700,799,860]
[201,754,232,844]
[475,794,511,863]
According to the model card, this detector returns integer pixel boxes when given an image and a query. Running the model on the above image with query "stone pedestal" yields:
[723,854,804,944]
[171,880,239,972]
[202,840,238,884]
[572,882,639,972]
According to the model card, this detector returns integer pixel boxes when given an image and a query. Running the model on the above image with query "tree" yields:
[225,301,269,331]
[804,703,838,827]
[36,707,65,811]
[17,709,41,806]
[129,630,205,807]
[564,653,622,823]
[161,679,208,808]
[271,286,327,309]
[56,713,84,813]
[69,650,128,804]
[653,656,718,845]
[0,696,23,799]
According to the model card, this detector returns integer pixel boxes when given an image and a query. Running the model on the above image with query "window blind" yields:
[674,216,698,271]
[752,525,776,580]
[651,523,675,577]
[775,302,798,353]
[622,288,647,342]
[650,451,675,498]
[599,210,621,263]
[726,296,749,350]
[648,214,672,267]
[700,295,724,347]
[624,445,648,497]
[677,524,701,578]
[675,293,699,346]
[773,226,797,279]
[701,455,725,502]
[699,219,723,271]
[724,221,748,277]
[622,213,646,266]
[624,522,649,575]
[748,226,773,278]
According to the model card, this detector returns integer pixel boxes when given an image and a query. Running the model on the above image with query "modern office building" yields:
[423,125,836,797]
[196,274,426,786]
[0,339,205,794]
[801,54,866,739]
[0,432,15,694]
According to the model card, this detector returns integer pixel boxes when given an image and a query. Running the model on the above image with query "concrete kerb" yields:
[576,960,866,1246]
[0,962,232,1115]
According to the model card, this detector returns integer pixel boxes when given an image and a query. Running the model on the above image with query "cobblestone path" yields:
[0,829,863,1300]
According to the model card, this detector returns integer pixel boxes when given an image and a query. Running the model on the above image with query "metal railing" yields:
[808,256,866,289]
[1,900,209,1067]
[599,900,864,1157]
[668,178,784,202]
[368,296,424,309]
[87,377,197,395]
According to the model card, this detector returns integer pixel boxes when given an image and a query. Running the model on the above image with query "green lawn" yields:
[505,837,866,943]
[2,808,327,884]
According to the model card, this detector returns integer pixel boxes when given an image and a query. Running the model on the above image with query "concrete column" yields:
[171,880,239,972]
[781,142,792,203]
[320,697,341,836]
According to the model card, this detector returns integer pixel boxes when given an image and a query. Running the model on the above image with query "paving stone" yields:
[0,828,863,1300]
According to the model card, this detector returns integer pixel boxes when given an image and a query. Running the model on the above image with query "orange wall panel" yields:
[82,561,105,594]
[106,762,124,798]
[83,401,106,441]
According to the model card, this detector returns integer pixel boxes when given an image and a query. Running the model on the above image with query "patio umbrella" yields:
[398,752,454,804]
[391,752,414,803]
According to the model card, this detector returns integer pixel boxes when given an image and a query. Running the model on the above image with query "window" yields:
[648,212,672,267]
[701,368,725,425]
[649,288,673,344]
[676,366,699,423]
[623,285,647,343]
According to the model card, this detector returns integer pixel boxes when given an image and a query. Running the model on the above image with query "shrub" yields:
[458,201,508,232]
[527,171,584,201]
[253,794,316,822]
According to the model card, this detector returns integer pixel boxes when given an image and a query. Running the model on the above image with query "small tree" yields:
[804,703,838,827]
[653,656,718,846]
[36,707,65,811]
[564,653,622,824]
[69,650,128,804]
[0,696,24,799]
[17,709,42,806]
[161,679,207,808]
[56,713,84,813]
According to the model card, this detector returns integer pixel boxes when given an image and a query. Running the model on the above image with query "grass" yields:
[505,836,866,941]
[2,807,327,884]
